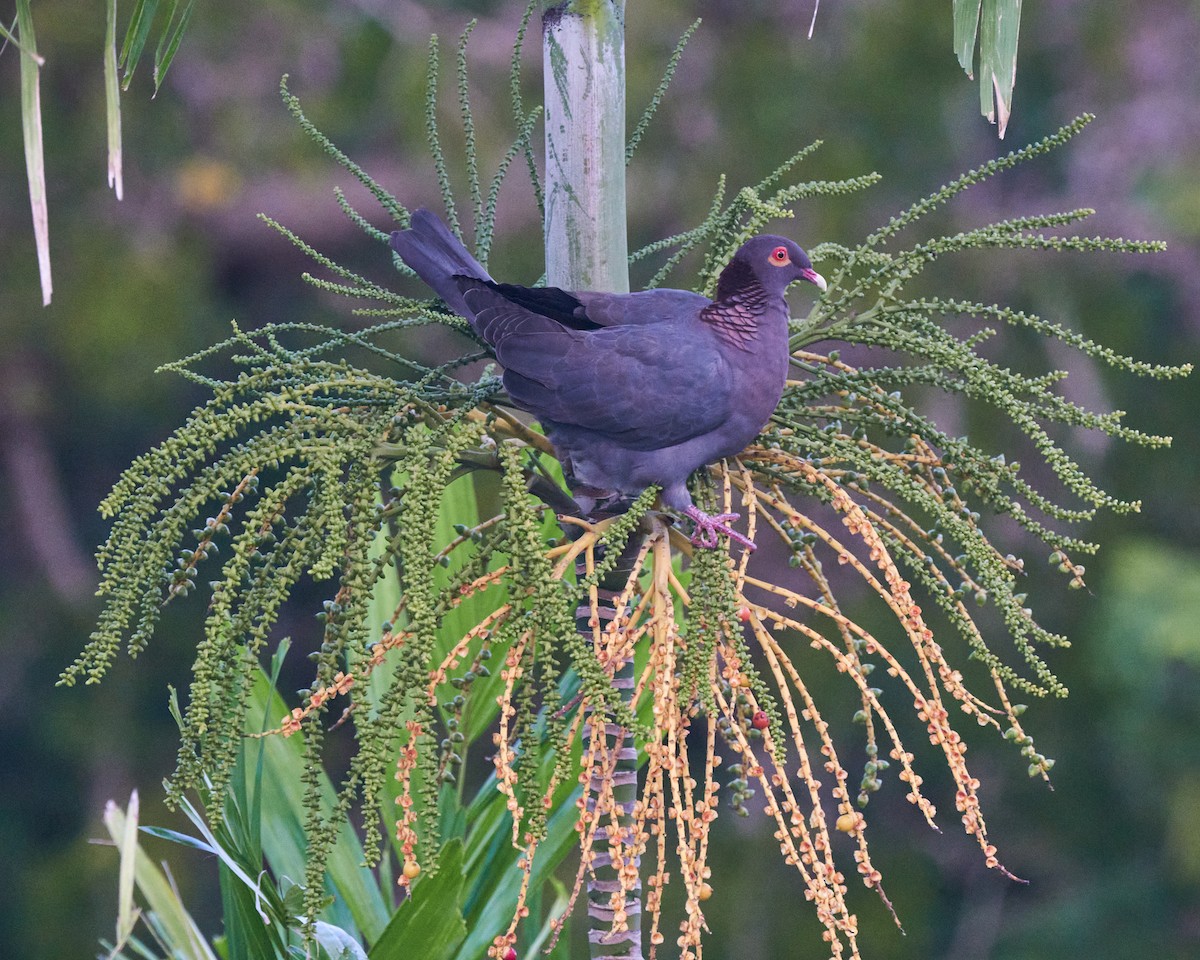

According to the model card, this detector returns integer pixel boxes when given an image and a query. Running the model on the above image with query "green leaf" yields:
[314,921,369,960]
[369,839,468,960]
[119,0,160,87]
[456,760,583,960]
[102,798,220,960]
[153,0,196,92]
[15,0,51,304]
[115,790,141,950]
[0,13,43,61]
[116,0,195,93]
[217,852,284,960]
[951,0,1022,136]
[979,0,1022,137]
[139,825,217,855]
[434,473,509,746]
[244,675,392,942]
[952,0,982,76]
[456,796,580,960]
[524,876,570,959]
[105,0,124,198]
[176,795,275,927]
[210,742,292,960]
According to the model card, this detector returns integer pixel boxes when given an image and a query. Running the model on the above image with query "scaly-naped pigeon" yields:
[390,209,825,550]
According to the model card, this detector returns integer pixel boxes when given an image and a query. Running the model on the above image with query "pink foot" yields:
[684,505,756,552]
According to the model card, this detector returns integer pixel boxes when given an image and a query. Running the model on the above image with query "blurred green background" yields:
[1,1,1198,957]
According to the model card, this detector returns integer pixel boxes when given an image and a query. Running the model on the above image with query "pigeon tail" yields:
[684,504,756,552]
[390,209,492,318]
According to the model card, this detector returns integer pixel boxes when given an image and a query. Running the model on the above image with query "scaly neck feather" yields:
[700,257,772,349]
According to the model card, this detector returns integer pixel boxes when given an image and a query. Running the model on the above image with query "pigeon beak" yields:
[800,267,827,292]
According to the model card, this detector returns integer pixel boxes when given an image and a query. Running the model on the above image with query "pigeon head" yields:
[715,235,827,301]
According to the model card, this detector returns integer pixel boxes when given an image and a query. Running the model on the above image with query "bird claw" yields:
[684,505,757,552]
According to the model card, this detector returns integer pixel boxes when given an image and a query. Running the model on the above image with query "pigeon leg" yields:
[684,504,757,552]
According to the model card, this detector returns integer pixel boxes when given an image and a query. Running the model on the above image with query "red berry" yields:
[504,948,517,960]
[736,606,752,622]
[751,710,770,730]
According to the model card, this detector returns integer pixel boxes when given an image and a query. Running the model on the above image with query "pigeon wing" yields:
[573,288,713,327]
[461,282,712,330]
[471,281,604,331]
[460,281,731,451]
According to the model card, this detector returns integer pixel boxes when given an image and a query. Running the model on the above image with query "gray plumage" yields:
[390,209,825,550]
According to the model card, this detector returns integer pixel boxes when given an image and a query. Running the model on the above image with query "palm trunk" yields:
[542,1,629,293]
[575,540,642,960]
[542,4,640,957]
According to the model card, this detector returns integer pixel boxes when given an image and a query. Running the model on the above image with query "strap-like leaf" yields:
[154,0,196,92]
[953,0,1022,136]
[118,0,159,87]
[105,0,123,199]
[953,0,983,76]
[980,0,1022,136]
[16,0,51,304]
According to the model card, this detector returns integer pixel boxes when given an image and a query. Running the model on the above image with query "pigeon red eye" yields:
[770,246,791,265]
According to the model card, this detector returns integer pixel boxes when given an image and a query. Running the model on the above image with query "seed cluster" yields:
[67,72,1189,959]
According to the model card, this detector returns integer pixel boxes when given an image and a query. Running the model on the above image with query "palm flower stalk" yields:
[68,13,1189,960]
